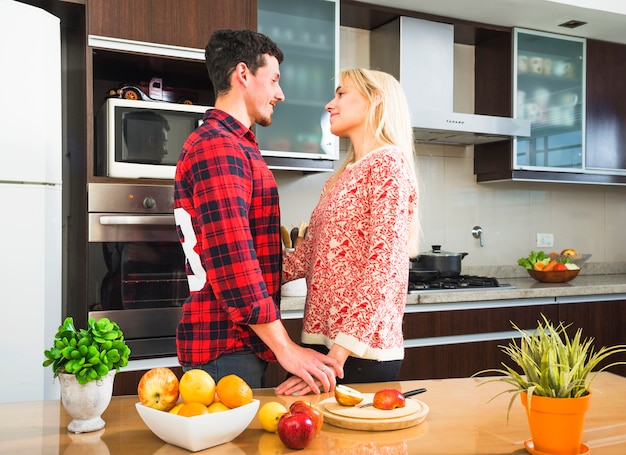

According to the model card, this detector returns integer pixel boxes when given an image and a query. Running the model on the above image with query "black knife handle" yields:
[403,387,427,398]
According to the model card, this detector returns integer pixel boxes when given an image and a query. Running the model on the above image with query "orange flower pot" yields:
[520,391,591,455]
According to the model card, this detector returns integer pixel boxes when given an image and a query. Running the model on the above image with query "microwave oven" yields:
[96,98,211,180]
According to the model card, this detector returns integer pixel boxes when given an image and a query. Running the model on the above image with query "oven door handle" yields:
[99,215,175,226]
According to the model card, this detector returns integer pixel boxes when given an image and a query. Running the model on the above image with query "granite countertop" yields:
[280,262,626,312]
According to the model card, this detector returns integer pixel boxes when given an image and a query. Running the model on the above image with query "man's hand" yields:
[250,320,343,394]
[275,344,350,396]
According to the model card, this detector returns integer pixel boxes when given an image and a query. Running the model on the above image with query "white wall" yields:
[274,26,626,270]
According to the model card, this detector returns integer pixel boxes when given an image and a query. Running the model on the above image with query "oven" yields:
[87,182,187,359]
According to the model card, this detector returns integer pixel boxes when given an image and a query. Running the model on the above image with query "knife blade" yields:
[356,387,427,408]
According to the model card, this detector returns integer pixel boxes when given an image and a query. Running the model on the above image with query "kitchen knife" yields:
[357,387,427,408]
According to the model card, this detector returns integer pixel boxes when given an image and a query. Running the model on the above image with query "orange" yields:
[215,374,253,408]
[177,401,209,417]
[179,369,216,406]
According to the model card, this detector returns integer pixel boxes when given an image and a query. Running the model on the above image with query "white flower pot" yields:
[59,370,115,433]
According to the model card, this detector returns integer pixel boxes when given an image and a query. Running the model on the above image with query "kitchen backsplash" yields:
[273,26,626,269]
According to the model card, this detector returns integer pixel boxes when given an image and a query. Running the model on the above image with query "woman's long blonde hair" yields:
[325,68,420,257]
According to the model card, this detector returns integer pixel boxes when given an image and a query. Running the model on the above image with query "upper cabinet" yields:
[86,0,257,184]
[257,0,339,171]
[87,0,256,49]
[514,29,585,172]
[585,39,626,174]
[475,28,626,185]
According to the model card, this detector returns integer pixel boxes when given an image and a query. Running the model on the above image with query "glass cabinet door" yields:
[513,29,586,171]
[257,0,339,162]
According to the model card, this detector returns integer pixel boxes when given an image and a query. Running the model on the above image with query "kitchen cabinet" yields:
[513,29,585,171]
[558,297,626,377]
[87,0,256,50]
[475,29,626,185]
[111,294,625,395]
[585,39,626,174]
[257,0,339,171]
[63,2,256,337]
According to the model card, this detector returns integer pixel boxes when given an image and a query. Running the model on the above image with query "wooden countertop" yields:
[2,372,625,454]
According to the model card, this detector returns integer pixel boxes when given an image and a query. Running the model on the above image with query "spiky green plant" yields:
[474,314,626,419]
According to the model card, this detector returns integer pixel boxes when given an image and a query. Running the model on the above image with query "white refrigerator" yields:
[0,0,62,402]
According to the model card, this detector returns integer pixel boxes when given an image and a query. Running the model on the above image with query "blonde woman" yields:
[276,68,419,396]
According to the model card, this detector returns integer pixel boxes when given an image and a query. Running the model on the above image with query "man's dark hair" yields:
[205,29,284,96]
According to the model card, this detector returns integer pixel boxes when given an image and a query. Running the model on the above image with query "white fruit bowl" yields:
[135,399,259,452]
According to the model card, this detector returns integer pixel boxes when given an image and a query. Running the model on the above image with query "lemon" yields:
[258,401,288,432]
[207,401,231,413]
[179,369,216,406]
[168,402,184,414]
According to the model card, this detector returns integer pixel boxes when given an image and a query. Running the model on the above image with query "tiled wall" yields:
[274,26,626,271]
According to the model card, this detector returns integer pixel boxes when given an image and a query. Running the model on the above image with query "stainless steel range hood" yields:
[370,16,530,145]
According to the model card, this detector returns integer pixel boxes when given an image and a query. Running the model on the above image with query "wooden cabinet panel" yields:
[88,0,257,49]
[112,299,625,394]
[585,40,626,171]
[399,340,512,380]
[403,304,558,339]
[558,299,626,377]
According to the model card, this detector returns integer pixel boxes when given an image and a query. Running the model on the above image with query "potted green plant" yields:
[474,314,626,455]
[43,317,131,433]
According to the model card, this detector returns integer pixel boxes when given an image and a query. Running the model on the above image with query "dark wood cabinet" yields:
[475,32,626,185]
[585,40,626,172]
[399,304,559,380]
[112,297,625,395]
[558,299,626,377]
[87,0,257,49]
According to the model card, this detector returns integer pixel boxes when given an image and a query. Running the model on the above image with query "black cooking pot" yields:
[408,269,440,283]
[410,245,468,278]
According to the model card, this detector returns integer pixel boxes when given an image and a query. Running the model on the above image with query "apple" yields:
[289,401,323,434]
[277,411,315,449]
[373,388,406,410]
[334,384,364,406]
[137,367,180,412]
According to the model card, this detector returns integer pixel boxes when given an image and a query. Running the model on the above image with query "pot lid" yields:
[420,245,465,257]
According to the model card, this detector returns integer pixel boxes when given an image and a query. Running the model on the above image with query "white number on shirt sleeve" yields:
[174,207,206,292]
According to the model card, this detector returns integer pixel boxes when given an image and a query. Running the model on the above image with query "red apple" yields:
[373,388,406,410]
[137,367,180,411]
[289,401,323,434]
[277,411,315,450]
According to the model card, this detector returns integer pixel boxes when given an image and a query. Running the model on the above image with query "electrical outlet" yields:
[536,233,554,248]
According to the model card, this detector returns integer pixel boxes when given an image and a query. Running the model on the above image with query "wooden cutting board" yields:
[319,395,429,431]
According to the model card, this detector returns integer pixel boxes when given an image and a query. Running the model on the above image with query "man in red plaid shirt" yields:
[174,29,342,392]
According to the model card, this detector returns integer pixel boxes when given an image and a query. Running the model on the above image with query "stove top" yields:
[408,275,515,294]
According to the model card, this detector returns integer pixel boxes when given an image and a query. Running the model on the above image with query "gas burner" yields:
[408,275,513,294]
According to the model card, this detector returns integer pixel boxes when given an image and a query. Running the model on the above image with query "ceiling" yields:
[352,0,626,45]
